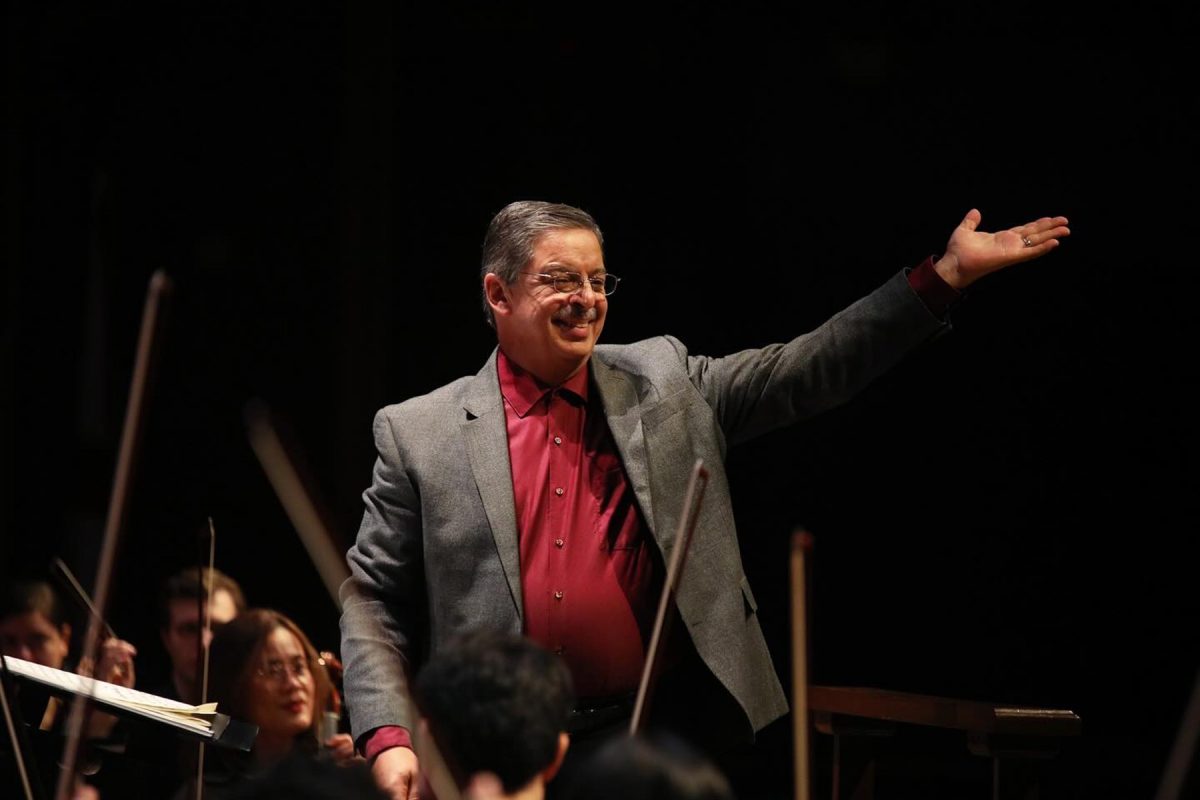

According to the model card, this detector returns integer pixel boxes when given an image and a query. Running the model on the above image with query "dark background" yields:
[3,2,1195,798]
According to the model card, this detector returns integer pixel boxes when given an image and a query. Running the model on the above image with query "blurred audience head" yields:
[208,608,333,763]
[0,579,71,668]
[567,732,735,800]
[159,566,245,698]
[414,631,574,796]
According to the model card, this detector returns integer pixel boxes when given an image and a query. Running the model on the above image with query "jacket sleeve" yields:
[338,406,428,738]
[681,270,948,447]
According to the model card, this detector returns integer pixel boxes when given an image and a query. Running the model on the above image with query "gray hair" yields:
[480,200,604,327]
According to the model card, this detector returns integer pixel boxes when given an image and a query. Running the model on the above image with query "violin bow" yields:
[54,270,173,800]
[50,558,118,645]
[194,518,217,800]
[790,530,814,800]
[244,400,462,800]
[46,557,133,719]
[629,459,709,735]
[244,400,348,610]
[0,653,41,800]
[1154,666,1200,800]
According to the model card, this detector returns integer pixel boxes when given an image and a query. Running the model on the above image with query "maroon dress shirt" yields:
[499,349,659,698]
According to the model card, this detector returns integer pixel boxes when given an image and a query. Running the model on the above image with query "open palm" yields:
[940,209,1070,288]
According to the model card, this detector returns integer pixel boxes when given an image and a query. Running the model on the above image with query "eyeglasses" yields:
[520,271,621,296]
[255,656,311,683]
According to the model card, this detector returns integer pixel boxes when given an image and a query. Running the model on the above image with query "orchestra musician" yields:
[0,579,137,726]
[94,567,247,799]
[149,567,246,705]
[0,578,138,798]
[191,608,357,798]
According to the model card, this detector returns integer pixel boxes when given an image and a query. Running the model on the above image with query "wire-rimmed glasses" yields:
[520,271,621,296]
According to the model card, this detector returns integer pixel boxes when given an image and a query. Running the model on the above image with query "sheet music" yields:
[3,656,218,734]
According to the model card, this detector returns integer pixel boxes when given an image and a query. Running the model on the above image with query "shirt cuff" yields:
[906,255,961,319]
[360,725,414,762]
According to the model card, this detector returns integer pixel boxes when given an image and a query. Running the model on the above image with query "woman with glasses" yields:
[193,608,359,796]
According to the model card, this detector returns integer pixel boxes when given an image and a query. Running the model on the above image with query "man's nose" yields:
[568,281,597,307]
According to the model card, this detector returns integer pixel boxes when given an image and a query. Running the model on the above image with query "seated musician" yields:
[112,566,246,797]
[151,566,246,705]
[0,578,136,726]
[0,578,139,799]
[192,608,357,797]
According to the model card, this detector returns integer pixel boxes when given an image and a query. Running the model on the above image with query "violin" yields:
[316,650,345,742]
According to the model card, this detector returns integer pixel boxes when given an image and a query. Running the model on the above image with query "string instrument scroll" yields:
[193,518,217,800]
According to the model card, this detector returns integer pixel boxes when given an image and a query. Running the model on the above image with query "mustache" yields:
[554,306,597,323]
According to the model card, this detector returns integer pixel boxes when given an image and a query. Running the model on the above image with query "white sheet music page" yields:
[3,655,217,733]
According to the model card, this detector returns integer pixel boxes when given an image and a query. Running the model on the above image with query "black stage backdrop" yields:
[3,2,1195,798]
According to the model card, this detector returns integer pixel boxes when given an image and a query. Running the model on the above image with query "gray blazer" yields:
[340,270,946,743]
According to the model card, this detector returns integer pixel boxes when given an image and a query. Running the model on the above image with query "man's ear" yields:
[484,273,512,318]
[542,731,570,783]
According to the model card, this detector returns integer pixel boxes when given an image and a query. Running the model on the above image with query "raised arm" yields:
[682,209,1070,444]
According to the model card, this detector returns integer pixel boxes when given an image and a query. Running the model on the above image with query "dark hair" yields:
[480,200,604,327]
[159,566,247,628]
[414,631,574,793]
[0,580,69,629]
[567,733,735,800]
[207,609,334,751]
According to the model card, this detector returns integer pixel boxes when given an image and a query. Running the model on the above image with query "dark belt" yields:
[567,692,636,736]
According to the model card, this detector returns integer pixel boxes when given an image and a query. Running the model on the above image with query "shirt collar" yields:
[497,349,590,418]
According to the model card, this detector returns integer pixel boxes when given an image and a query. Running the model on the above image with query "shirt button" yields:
[554,590,564,600]
[554,436,562,446]
[555,538,564,548]
[554,646,565,655]
[555,487,564,496]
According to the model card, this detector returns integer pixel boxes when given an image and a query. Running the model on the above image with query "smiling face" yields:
[485,227,608,386]
[246,626,315,748]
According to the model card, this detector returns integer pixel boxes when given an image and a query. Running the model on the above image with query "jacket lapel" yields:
[591,356,657,540]
[460,349,523,621]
